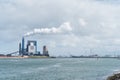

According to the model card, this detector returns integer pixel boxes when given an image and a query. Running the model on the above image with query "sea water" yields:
[0,58,120,80]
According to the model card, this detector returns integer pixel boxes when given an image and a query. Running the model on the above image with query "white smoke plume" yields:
[24,22,72,37]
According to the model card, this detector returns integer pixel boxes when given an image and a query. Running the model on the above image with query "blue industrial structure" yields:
[19,37,49,57]
[22,37,25,54]
[19,43,22,55]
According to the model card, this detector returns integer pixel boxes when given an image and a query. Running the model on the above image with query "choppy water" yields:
[0,58,120,80]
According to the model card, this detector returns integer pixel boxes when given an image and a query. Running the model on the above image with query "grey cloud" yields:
[0,0,120,55]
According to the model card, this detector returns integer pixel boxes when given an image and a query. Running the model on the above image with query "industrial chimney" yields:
[21,37,25,55]
[19,43,22,55]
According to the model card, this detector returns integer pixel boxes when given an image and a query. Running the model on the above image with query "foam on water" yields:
[53,63,62,67]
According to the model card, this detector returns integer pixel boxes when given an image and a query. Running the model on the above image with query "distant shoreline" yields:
[0,55,52,59]
[0,56,28,58]
[0,56,119,59]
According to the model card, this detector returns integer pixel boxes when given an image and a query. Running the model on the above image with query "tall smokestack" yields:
[22,37,25,55]
[19,43,21,55]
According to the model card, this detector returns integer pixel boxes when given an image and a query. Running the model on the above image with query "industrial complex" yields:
[0,37,50,58]
[19,37,49,57]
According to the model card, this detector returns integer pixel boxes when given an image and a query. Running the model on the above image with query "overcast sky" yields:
[1,0,120,56]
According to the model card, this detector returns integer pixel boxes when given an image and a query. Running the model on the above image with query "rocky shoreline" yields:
[107,73,120,80]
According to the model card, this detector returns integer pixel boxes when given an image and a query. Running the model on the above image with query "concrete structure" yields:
[43,45,49,56]
[26,41,37,55]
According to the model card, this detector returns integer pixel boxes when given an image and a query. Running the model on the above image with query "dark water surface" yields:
[0,58,120,80]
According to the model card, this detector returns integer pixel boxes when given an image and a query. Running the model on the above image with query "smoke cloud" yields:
[24,22,72,37]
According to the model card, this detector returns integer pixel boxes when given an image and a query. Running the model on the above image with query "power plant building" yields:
[26,41,37,55]
[43,45,49,56]
[19,37,49,57]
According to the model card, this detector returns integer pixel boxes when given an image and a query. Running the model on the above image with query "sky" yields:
[0,0,120,56]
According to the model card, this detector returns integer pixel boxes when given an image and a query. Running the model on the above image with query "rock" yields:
[107,73,120,80]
